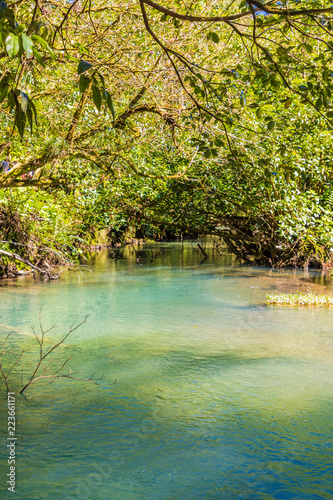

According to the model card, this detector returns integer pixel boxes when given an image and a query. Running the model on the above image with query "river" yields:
[1,241,333,499]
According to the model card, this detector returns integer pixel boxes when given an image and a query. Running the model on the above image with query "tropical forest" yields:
[0,1,333,499]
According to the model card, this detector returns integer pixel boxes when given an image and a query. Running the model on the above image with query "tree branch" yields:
[142,0,254,22]
[0,248,52,278]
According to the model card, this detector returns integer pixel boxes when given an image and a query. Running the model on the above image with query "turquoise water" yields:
[1,241,333,499]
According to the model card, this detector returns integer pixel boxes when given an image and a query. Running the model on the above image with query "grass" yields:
[266,291,333,307]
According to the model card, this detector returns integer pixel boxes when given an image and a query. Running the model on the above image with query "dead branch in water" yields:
[0,310,103,394]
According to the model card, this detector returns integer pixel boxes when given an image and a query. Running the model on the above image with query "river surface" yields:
[1,241,333,499]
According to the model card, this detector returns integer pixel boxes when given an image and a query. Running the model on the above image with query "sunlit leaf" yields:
[20,91,29,112]
[31,34,55,59]
[22,33,33,58]
[256,107,263,119]
[5,33,19,58]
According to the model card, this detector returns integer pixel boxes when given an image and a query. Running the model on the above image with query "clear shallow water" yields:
[1,241,333,499]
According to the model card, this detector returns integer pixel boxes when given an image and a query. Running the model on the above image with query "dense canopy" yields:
[1,0,333,272]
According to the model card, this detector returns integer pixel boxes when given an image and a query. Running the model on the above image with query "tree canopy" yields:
[1,0,333,270]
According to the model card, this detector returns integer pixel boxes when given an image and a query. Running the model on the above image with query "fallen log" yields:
[0,248,55,279]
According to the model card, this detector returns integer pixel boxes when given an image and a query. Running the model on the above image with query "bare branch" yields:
[19,315,89,394]
[0,334,11,392]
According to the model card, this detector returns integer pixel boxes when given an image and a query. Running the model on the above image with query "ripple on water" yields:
[1,242,333,499]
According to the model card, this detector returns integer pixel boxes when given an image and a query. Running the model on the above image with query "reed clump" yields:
[266,291,333,307]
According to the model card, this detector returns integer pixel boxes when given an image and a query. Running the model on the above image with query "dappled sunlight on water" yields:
[1,241,333,499]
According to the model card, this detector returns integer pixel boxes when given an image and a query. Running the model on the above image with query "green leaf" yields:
[315,97,323,109]
[32,47,45,67]
[29,100,38,124]
[270,78,279,89]
[15,110,26,138]
[92,85,101,111]
[65,54,80,63]
[267,120,275,130]
[96,72,105,89]
[5,33,19,58]
[323,95,331,107]
[207,32,219,43]
[105,90,116,120]
[21,33,33,58]
[323,68,330,82]
[20,91,29,112]
[1,3,14,27]
[304,43,313,54]
[256,107,263,119]
[31,34,55,59]
[194,85,201,95]
[79,75,90,93]
[215,138,224,147]
[78,60,92,75]
[277,146,286,156]
[211,32,219,44]
[26,106,33,133]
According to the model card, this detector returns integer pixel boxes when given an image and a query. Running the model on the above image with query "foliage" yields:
[0,185,103,275]
[266,291,333,306]
[1,1,333,268]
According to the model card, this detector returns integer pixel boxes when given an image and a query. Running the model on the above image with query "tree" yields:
[1,0,333,184]
[1,1,333,268]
